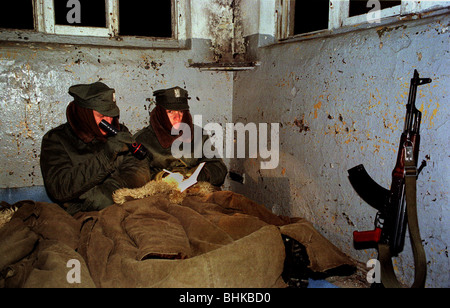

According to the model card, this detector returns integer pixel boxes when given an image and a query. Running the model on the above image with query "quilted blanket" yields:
[0,189,355,288]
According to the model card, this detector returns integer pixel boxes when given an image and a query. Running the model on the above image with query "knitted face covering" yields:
[66,101,119,143]
[150,105,193,149]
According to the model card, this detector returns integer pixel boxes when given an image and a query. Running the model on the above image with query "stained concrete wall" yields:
[0,44,233,185]
[0,0,448,288]
[232,11,449,287]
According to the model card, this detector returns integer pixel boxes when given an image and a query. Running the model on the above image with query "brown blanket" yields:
[0,191,355,288]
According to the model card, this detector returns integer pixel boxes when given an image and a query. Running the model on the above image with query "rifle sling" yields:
[378,161,427,288]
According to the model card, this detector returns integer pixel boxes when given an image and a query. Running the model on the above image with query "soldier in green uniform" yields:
[134,86,227,188]
[40,82,151,215]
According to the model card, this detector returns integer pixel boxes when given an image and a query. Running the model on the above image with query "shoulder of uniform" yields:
[134,125,154,138]
[43,123,68,138]
[119,123,131,133]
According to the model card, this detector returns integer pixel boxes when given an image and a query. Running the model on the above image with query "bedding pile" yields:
[0,186,355,288]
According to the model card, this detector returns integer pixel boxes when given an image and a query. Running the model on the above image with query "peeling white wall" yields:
[232,12,449,287]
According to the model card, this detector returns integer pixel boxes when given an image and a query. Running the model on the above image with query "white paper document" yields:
[164,162,206,192]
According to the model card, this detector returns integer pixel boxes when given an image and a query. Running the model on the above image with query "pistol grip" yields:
[353,228,382,243]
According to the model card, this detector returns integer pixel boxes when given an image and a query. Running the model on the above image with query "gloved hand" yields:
[197,167,211,182]
[104,131,135,160]
[189,164,211,182]
[79,187,114,211]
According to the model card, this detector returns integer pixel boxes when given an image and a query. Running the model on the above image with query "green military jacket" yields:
[134,124,227,187]
[40,123,150,214]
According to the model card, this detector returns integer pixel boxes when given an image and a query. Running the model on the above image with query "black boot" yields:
[281,235,312,288]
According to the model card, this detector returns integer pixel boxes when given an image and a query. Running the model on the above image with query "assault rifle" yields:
[348,70,431,288]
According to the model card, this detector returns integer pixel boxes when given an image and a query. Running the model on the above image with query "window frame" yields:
[343,1,401,26]
[37,0,114,37]
[0,0,189,49]
[276,0,450,41]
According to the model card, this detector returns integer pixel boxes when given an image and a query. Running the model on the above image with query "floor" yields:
[325,262,372,288]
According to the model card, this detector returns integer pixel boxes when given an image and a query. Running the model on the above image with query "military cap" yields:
[153,86,190,111]
[68,82,120,117]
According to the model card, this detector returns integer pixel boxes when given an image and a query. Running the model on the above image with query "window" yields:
[294,0,329,35]
[0,0,187,48]
[39,0,173,38]
[118,1,172,38]
[349,0,401,17]
[344,0,402,26]
[0,0,34,30]
[54,0,107,28]
[277,0,450,40]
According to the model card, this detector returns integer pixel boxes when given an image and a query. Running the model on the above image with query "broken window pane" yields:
[294,0,329,35]
[349,0,401,17]
[0,0,34,30]
[54,0,107,28]
[118,0,172,38]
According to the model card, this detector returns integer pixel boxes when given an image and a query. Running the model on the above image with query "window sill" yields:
[189,61,260,72]
[270,6,450,47]
[0,30,189,50]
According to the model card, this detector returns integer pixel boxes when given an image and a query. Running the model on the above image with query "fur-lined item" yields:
[113,180,216,205]
[0,203,18,229]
